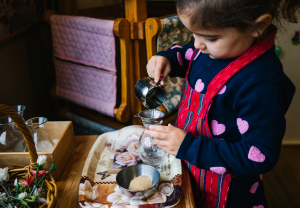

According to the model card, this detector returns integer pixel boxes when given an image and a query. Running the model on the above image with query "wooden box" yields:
[0,121,75,180]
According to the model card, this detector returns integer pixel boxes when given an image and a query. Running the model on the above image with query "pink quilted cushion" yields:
[50,15,116,72]
[50,15,118,117]
[54,59,117,117]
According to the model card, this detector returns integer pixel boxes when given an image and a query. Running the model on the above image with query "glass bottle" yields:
[11,105,26,120]
[26,117,56,152]
[136,110,168,168]
[0,116,27,152]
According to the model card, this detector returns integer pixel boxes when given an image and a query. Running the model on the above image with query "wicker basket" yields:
[0,104,57,207]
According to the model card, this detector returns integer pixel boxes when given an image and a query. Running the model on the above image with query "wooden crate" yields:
[0,121,75,180]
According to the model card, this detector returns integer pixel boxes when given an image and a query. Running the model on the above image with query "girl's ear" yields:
[251,14,272,37]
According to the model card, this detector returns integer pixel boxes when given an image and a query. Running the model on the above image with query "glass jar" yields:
[138,131,168,168]
[26,117,56,152]
[137,110,168,168]
[0,116,27,152]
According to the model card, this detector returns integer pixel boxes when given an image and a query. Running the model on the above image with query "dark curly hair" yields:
[175,0,300,31]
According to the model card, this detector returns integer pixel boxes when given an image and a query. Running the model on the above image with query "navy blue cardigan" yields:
[158,41,295,207]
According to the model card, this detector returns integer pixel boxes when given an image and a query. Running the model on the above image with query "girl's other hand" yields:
[144,123,187,156]
[146,55,171,85]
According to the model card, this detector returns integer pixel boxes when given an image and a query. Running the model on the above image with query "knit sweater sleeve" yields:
[176,77,295,175]
[156,41,195,78]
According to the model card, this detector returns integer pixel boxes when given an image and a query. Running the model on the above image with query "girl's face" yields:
[179,14,256,59]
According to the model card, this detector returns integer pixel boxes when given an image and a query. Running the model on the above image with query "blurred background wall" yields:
[277,22,300,144]
[77,0,123,10]
[0,22,61,121]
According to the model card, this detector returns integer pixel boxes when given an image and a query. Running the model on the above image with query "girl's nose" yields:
[194,36,206,50]
[198,43,206,50]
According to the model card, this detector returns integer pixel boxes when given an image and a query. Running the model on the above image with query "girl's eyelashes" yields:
[205,38,217,42]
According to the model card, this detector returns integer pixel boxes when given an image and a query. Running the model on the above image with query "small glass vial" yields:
[26,117,56,152]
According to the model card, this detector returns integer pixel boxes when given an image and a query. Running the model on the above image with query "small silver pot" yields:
[134,77,166,109]
[116,164,160,199]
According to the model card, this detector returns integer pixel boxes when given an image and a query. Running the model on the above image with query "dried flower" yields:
[19,176,34,186]
[34,187,46,204]
[37,155,47,166]
[18,192,27,200]
[0,167,9,182]
[0,192,7,201]
[13,178,20,191]
[0,156,57,207]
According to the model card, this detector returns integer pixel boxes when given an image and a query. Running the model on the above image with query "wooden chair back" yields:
[43,11,131,126]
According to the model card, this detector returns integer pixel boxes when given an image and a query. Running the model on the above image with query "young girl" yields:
[145,0,299,207]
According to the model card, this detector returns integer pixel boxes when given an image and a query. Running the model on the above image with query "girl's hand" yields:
[146,55,171,85]
[144,124,187,156]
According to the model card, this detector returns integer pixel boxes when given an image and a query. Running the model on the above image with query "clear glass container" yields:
[26,117,56,152]
[11,105,26,120]
[0,116,27,152]
[136,110,168,168]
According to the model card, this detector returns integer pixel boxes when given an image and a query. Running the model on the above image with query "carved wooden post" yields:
[124,0,148,125]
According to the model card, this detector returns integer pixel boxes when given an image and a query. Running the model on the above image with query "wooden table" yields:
[55,136,196,208]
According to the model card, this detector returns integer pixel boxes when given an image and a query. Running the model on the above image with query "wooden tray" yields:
[0,121,75,180]
[78,125,182,208]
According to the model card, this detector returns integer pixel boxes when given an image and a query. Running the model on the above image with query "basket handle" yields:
[0,104,38,163]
